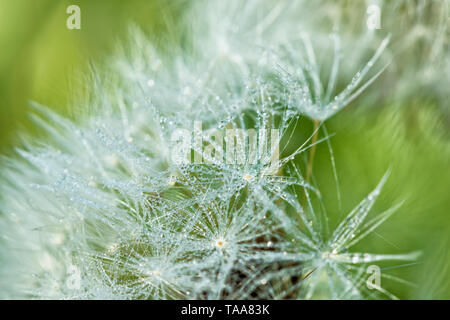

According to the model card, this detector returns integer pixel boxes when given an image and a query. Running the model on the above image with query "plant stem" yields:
[302,119,320,206]
[306,119,320,184]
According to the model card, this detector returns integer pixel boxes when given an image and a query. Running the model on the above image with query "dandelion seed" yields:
[215,238,226,248]
[183,87,191,96]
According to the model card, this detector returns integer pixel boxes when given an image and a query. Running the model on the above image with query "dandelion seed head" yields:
[0,0,419,300]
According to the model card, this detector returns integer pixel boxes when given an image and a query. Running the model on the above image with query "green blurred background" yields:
[0,0,182,153]
[0,0,448,299]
